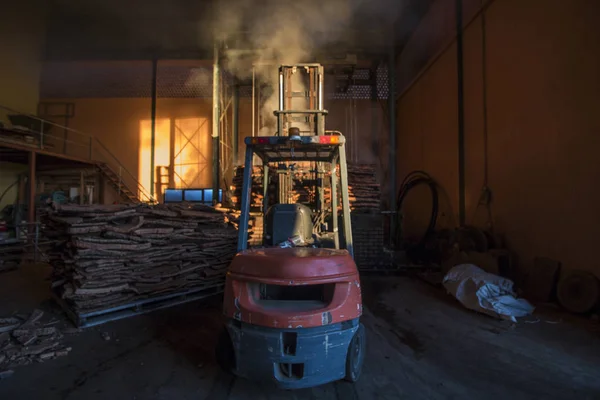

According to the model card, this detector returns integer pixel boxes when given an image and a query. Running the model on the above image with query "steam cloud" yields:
[209,0,402,133]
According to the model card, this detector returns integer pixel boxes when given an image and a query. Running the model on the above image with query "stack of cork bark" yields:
[44,203,237,314]
[216,209,263,248]
[345,164,381,212]
[230,164,380,213]
[230,166,277,210]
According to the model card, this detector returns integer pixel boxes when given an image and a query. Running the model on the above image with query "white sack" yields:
[443,264,535,322]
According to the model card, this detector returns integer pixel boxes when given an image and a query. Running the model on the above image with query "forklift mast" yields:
[275,64,326,137]
[237,64,353,257]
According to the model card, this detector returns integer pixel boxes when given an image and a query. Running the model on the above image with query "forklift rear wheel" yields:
[215,328,235,373]
[344,323,366,382]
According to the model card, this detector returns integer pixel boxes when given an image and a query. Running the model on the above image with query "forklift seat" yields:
[264,203,313,246]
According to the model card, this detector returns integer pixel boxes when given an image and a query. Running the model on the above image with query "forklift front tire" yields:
[344,323,366,382]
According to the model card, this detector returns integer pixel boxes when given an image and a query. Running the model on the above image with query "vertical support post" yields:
[277,114,284,138]
[278,69,283,111]
[257,82,262,133]
[232,84,239,165]
[318,66,324,110]
[331,160,339,249]
[309,68,315,110]
[212,42,221,204]
[317,67,325,136]
[155,166,162,202]
[456,0,466,226]
[238,147,254,252]
[40,120,44,149]
[388,31,397,246]
[79,171,85,205]
[278,171,285,204]
[277,69,284,137]
[169,118,175,187]
[150,58,158,200]
[317,164,324,212]
[262,162,269,240]
[309,68,315,135]
[339,144,353,258]
[27,152,36,224]
[34,222,39,262]
[252,66,256,137]
[262,163,269,216]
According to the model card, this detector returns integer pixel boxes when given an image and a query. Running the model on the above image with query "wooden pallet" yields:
[53,282,225,328]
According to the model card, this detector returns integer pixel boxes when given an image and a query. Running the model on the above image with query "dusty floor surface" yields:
[1,263,599,400]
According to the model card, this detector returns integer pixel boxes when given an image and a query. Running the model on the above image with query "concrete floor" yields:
[1,263,600,399]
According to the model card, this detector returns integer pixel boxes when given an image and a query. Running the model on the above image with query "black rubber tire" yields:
[215,328,235,373]
[344,323,366,383]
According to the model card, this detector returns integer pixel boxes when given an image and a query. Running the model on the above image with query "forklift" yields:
[217,64,365,389]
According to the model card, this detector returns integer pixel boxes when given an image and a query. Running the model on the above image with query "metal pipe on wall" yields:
[149,58,158,200]
[456,0,466,226]
[212,42,221,204]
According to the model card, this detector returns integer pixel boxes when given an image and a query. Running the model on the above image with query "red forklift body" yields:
[224,248,362,329]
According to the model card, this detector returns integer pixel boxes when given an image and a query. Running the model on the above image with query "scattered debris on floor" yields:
[43,203,237,320]
[0,309,72,378]
[443,264,535,322]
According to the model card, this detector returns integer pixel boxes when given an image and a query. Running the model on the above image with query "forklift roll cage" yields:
[237,135,354,257]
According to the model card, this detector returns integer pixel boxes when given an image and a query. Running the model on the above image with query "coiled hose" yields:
[395,171,439,249]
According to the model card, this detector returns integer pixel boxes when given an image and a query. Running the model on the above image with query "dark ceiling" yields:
[45,0,434,61]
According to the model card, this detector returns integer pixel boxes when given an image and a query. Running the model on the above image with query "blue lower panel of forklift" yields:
[226,318,359,389]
